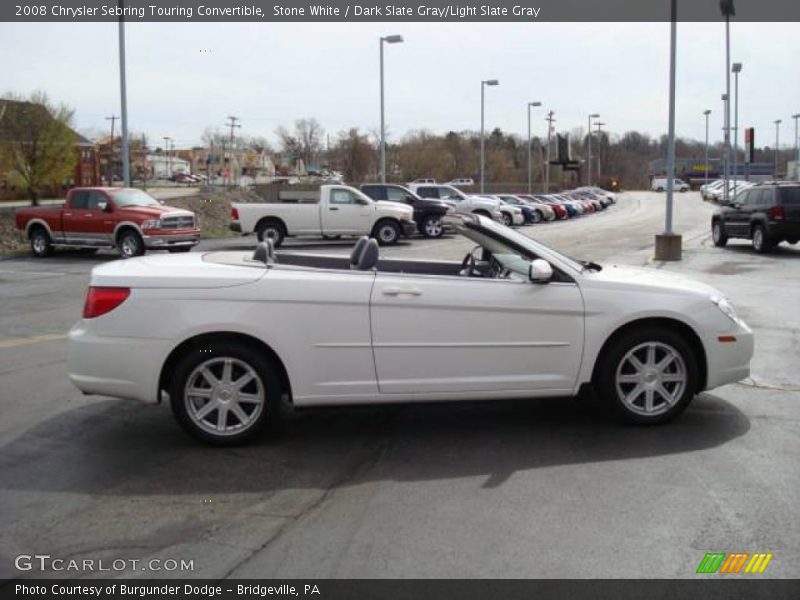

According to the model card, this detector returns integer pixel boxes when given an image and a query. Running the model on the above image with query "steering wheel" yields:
[461,246,484,277]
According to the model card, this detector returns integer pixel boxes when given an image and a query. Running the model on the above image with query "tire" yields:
[751,224,773,254]
[29,227,53,258]
[711,220,728,247]
[530,210,543,224]
[787,238,798,245]
[501,212,513,227]
[595,326,698,425]
[255,219,285,248]
[169,341,280,445]
[167,247,192,253]
[117,230,145,258]
[656,187,664,192]
[372,219,400,246]
[419,214,444,238]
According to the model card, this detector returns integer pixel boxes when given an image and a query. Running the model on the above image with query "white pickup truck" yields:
[230,185,416,247]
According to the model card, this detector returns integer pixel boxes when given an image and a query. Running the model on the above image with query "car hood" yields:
[117,205,194,218]
[89,252,265,289]
[375,201,414,217]
[584,264,721,298]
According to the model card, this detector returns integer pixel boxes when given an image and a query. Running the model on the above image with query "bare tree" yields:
[0,92,78,205]
[276,118,324,165]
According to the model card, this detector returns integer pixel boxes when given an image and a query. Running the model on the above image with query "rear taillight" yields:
[231,207,239,220]
[83,287,130,319]
[769,205,785,221]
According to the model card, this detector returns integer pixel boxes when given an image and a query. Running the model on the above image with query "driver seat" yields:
[350,236,370,269]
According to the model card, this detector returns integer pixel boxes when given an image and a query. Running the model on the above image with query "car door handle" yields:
[329,207,339,211]
[382,286,422,297]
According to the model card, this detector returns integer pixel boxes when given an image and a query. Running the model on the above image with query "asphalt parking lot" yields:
[0,191,798,579]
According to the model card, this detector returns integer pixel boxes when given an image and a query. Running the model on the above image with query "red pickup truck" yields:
[15,187,200,258]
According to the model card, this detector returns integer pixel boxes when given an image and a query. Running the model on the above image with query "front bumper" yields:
[401,220,417,237]
[703,317,754,390]
[143,232,200,249]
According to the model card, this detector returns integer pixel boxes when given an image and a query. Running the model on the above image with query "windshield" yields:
[455,216,585,274]
[110,189,161,207]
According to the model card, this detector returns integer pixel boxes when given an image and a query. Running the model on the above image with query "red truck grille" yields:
[160,215,195,229]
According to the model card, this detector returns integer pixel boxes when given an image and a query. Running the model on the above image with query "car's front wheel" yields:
[420,214,444,238]
[372,219,400,246]
[501,212,513,227]
[712,220,728,247]
[169,342,280,445]
[117,230,145,258]
[596,327,698,424]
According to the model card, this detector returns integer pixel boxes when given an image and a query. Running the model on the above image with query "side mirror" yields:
[529,259,553,283]
[98,201,110,212]
[159,199,166,205]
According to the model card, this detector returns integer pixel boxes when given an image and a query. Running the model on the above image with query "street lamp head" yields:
[590,113,600,118]
[775,119,782,125]
[530,101,542,107]
[382,34,403,43]
[721,94,729,100]
[483,79,499,86]
[704,109,712,115]
[792,113,800,119]
[732,62,742,73]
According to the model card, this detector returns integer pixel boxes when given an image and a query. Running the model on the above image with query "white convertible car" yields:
[68,214,753,444]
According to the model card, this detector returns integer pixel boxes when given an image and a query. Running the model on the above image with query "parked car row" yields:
[701,178,755,203]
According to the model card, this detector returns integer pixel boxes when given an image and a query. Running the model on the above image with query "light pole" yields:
[480,79,499,193]
[162,137,172,179]
[774,119,782,178]
[594,121,605,179]
[527,101,541,194]
[703,110,712,184]
[544,110,555,193]
[655,0,680,261]
[379,34,403,183]
[792,113,800,177]
[118,1,130,187]
[720,0,735,205]
[732,62,742,197]
[721,93,729,195]
[586,113,599,185]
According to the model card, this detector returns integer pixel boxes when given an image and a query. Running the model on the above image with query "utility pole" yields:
[226,116,241,186]
[732,62,742,198]
[379,34,403,183]
[545,110,555,193]
[106,115,118,184]
[703,110,711,184]
[793,113,800,178]
[774,119,782,178]
[141,134,148,190]
[587,113,599,185]
[162,136,172,179]
[720,0,735,205]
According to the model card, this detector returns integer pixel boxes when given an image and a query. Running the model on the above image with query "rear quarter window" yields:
[361,186,386,200]
[778,188,800,205]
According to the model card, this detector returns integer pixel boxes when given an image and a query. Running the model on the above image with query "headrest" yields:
[252,239,276,265]
[357,239,380,270]
[350,236,370,266]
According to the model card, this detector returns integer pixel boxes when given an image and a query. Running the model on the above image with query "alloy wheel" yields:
[184,357,266,437]
[424,217,443,237]
[615,342,687,416]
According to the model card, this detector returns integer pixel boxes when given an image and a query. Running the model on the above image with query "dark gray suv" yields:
[712,183,800,253]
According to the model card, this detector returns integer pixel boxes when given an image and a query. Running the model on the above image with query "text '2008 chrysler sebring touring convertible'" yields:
[68,214,754,444]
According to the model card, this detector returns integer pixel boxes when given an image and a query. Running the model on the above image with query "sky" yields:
[1,21,798,151]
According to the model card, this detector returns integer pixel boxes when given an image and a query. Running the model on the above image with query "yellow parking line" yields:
[0,333,68,349]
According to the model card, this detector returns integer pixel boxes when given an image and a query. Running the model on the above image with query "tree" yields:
[330,128,373,183]
[0,92,78,205]
[276,118,324,165]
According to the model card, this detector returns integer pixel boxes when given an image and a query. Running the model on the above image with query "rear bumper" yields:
[143,232,200,249]
[68,321,168,404]
[766,221,800,240]
[229,221,242,233]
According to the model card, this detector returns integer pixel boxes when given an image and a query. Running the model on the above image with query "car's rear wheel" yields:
[372,219,400,246]
[501,212,513,227]
[256,219,285,248]
[117,230,145,258]
[752,224,773,254]
[169,342,280,445]
[420,215,444,238]
[656,187,664,192]
[712,220,728,247]
[596,327,698,425]
[530,210,543,224]
[29,227,53,257]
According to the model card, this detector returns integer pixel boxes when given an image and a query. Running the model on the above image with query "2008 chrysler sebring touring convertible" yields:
[68,214,754,444]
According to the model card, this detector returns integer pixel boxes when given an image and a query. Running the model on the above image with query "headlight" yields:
[141,219,161,230]
[399,213,410,221]
[711,295,738,323]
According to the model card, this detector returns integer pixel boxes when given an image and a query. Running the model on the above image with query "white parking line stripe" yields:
[0,333,68,348]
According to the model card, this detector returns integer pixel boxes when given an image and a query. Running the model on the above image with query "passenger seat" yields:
[356,239,380,270]
[350,236,370,269]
